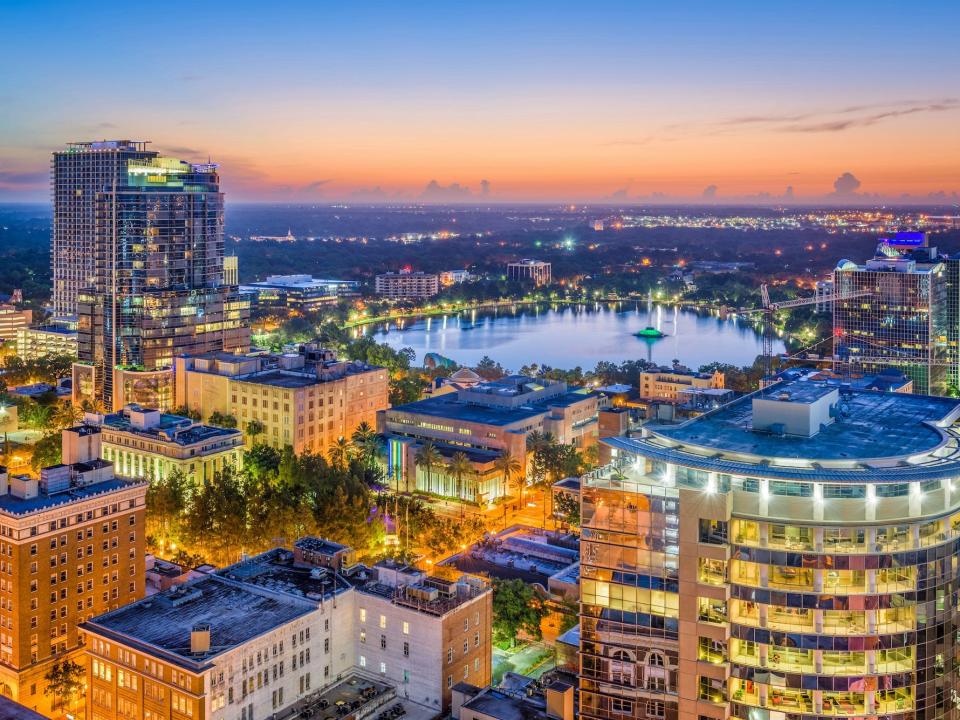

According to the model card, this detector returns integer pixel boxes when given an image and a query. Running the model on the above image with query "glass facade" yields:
[59,144,250,409]
[580,385,960,720]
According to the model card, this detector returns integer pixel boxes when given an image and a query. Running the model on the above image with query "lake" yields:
[363,302,784,371]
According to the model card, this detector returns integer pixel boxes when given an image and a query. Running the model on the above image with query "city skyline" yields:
[1,1,958,203]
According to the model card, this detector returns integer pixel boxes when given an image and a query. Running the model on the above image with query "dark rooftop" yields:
[84,575,314,668]
[388,389,594,427]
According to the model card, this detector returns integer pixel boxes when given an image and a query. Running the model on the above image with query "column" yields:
[759,479,769,516]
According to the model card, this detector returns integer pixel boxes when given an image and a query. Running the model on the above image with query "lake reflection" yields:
[366,302,784,370]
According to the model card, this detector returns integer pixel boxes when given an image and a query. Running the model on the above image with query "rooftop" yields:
[84,575,314,669]
[101,411,241,446]
[0,477,143,516]
[606,377,960,481]
[217,548,352,602]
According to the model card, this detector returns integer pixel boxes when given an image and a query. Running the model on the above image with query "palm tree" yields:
[494,450,523,503]
[245,419,265,445]
[328,437,353,470]
[448,451,473,518]
[52,402,83,429]
[351,421,383,470]
[415,441,442,495]
[80,397,107,415]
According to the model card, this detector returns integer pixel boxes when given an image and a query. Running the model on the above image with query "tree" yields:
[414,441,442,495]
[389,375,423,406]
[554,492,580,529]
[245,419,266,443]
[146,469,188,547]
[30,431,61,471]
[351,421,383,470]
[208,411,238,429]
[448,451,473,517]
[491,578,545,647]
[328,437,353,470]
[493,450,523,503]
[80,396,107,415]
[52,401,83,429]
[44,658,84,712]
[173,405,202,421]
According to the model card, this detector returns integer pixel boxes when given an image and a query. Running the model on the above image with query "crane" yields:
[739,283,873,375]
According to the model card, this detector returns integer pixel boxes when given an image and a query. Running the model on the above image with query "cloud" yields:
[830,172,862,197]
[95,122,116,129]
[702,184,718,199]
[0,169,47,188]
[157,145,205,158]
[782,100,960,133]
[420,180,472,202]
[350,186,389,202]
[603,188,630,201]
[301,179,332,193]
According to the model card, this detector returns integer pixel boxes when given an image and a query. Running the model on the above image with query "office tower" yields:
[580,374,960,720]
[832,232,950,395]
[0,427,146,716]
[56,142,250,410]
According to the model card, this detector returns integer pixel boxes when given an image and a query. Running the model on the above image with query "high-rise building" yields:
[0,427,146,716]
[55,141,250,410]
[52,141,156,319]
[832,232,951,395]
[579,374,960,720]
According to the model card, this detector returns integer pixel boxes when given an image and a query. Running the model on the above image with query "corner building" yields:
[580,376,960,720]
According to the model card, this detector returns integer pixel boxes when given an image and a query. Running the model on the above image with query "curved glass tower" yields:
[579,376,960,720]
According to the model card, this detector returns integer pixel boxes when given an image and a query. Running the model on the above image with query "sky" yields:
[0,1,958,203]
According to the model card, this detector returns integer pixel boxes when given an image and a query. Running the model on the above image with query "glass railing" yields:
[821,693,866,716]
[821,611,867,635]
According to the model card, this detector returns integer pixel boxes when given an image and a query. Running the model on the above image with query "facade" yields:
[240,274,359,311]
[224,255,239,286]
[14,326,78,361]
[375,272,440,300]
[0,306,32,342]
[175,344,389,454]
[380,376,600,503]
[52,140,156,318]
[833,233,953,395]
[56,141,250,410]
[507,260,552,286]
[0,427,146,715]
[638,368,725,403]
[579,375,960,720]
[93,404,244,484]
[81,537,490,720]
[439,270,471,287]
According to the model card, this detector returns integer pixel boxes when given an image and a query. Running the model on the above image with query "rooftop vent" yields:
[190,623,211,655]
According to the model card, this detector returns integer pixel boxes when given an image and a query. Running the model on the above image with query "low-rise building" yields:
[175,344,388,455]
[241,274,360,311]
[15,326,78,361]
[0,305,32,342]
[507,260,551,286]
[81,536,490,719]
[637,366,724,402]
[453,679,575,720]
[91,404,244,483]
[0,427,146,716]
[380,376,600,503]
[439,270,471,287]
[375,272,440,300]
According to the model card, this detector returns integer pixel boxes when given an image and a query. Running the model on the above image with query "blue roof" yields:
[388,389,594,426]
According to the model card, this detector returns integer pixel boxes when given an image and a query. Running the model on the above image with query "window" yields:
[359,655,366,668]
[359,630,366,644]
[359,608,366,623]
[402,621,409,635]
[380,635,386,650]
[403,642,410,657]
[698,519,728,544]
[379,614,386,629]
[380,662,386,674]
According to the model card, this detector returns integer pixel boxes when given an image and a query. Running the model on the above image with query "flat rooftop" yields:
[0,478,143,516]
[84,575,314,668]
[388,389,593,427]
[652,379,959,462]
[102,413,240,445]
[218,549,351,601]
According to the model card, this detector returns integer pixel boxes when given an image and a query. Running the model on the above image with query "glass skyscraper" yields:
[580,374,960,720]
[54,142,249,409]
